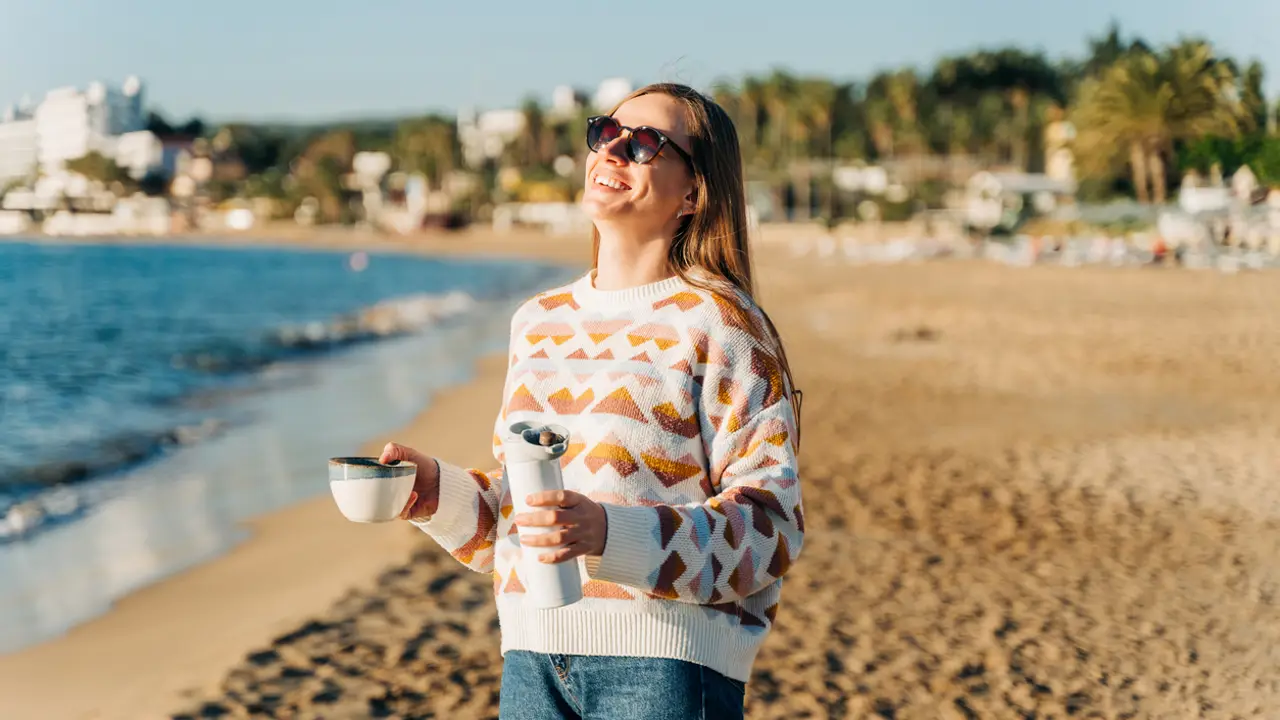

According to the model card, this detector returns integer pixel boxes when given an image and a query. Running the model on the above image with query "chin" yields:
[580,195,629,223]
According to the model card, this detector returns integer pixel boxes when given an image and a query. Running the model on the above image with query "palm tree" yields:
[862,70,924,159]
[740,77,766,167]
[1154,41,1241,200]
[517,97,554,169]
[927,49,1067,169]
[394,116,458,186]
[828,82,867,160]
[794,78,837,219]
[886,70,926,155]
[1074,53,1168,203]
[1239,60,1267,134]
[1073,43,1239,204]
[758,70,797,171]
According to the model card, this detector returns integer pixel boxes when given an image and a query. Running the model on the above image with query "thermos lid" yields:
[501,421,571,462]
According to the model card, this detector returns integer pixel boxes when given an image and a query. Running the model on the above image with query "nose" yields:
[599,133,630,166]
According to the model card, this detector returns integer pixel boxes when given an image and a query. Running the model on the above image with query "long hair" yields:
[590,83,803,450]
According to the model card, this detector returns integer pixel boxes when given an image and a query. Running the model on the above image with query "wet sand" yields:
[5,228,1280,718]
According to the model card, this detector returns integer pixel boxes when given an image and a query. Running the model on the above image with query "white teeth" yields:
[594,175,626,190]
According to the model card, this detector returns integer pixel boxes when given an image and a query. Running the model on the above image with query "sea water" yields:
[0,239,581,652]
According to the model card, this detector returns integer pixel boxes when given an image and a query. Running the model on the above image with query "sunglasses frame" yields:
[586,115,694,171]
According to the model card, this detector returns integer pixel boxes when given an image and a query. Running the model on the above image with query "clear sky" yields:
[1,0,1277,122]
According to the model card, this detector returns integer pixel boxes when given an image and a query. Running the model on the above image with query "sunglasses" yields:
[586,115,693,170]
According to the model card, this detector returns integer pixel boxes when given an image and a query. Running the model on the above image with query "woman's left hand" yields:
[514,490,607,563]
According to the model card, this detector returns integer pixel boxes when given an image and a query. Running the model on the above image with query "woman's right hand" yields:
[379,442,441,521]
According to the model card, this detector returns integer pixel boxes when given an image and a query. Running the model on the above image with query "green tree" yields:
[1073,42,1240,204]
[516,97,555,169]
[1251,137,1280,185]
[1239,61,1268,134]
[393,115,458,186]
[137,170,170,196]
[145,112,175,136]
[65,151,131,187]
[216,124,289,175]
[291,131,357,223]
[926,49,1067,167]
[178,117,207,138]
[863,69,927,158]
[758,70,798,169]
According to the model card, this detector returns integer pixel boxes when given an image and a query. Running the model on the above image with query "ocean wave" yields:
[171,291,476,374]
[0,290,479,543]
[0,418,226,542]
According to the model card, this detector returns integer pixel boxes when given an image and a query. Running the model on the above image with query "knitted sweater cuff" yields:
[409,460,483,544]
[584,503,659,589]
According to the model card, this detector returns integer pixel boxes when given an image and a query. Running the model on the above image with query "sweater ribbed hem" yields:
[496,596,762,683]
[572,272,688,310]
[409,460,481,545]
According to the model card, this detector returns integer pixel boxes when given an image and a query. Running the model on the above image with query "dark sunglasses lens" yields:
[630,128,663,163]
[587,117,620,151]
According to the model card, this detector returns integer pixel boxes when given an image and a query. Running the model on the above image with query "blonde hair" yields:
[590,83,803,450]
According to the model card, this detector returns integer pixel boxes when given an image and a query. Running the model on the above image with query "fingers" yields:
[399,491,419,521]
[525,490,582,508]
[519,528,572,547]
[514,509,573,528]
[537,543,583,564]
[380,442,408,465]
[382,441,431,466]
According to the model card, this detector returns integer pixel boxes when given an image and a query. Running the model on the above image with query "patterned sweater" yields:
[411,271,804,682]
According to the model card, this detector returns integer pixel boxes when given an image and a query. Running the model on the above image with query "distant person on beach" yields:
[381,83,804,719]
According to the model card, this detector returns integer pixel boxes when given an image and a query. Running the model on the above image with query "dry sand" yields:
[4,228,1280,718]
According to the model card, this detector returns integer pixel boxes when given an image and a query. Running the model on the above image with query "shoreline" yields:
[0,350,513,720]
[0,223,597,265]
[0,239,583,559]
[0,229,588,719]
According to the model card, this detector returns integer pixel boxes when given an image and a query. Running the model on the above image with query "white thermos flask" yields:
[501,421,583,608]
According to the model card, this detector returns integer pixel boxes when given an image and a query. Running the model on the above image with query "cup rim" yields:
[328,456,417,479]
[328,456,417,468]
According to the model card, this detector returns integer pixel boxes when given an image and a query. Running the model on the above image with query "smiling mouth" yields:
[592,174,631,191]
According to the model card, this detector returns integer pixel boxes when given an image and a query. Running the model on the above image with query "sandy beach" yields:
[3,227,1280,718]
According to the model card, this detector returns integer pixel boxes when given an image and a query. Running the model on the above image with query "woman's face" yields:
[581,93,695,230]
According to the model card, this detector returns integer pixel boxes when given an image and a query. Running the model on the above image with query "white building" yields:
[593,78,633,112]
[114,130,164,179]
[456,77,631,169]
[0,106,37,186]
[964,171,1077,232]
[457,107,527,168]
[549,85,582,120]
[34,76,145,176]
[1043,119,1077,185]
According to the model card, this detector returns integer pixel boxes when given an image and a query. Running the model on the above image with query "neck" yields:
[593,223,675,290]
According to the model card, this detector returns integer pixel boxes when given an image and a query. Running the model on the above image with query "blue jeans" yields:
[498,651,746,720]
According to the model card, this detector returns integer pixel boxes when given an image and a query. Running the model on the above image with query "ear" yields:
[679,185,696,217]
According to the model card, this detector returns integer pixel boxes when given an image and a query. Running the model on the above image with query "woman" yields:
[380,83,804,720]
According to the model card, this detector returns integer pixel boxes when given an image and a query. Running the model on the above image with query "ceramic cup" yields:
[328,457,416,523]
